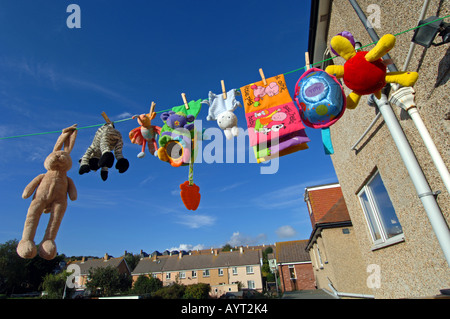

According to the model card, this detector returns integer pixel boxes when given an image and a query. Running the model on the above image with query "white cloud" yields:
[115,112,133,120]
[227,231,267,247]
[166,244,206,252]
[176,214,216,229]
[276,225,297,238]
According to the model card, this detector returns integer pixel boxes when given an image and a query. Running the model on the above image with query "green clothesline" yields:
[1,15,448,141]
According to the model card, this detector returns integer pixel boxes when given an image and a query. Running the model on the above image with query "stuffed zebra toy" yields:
[79,123,129,181]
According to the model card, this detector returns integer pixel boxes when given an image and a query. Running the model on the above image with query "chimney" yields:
[179,251,183,259]
[81,256,85,263]
[214,249,218,256]
[104,253,109,261]
[124,250,128,256]
[152,254,157,261]
[239,246,243,254]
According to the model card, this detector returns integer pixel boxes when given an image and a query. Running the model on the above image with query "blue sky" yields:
[0,0,338,257]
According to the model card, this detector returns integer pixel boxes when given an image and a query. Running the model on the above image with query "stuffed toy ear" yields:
[186,115,195,123]
[161,111,174,122]
[330,35,356,61]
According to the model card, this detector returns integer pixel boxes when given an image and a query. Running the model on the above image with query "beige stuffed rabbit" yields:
[17,124,78,260]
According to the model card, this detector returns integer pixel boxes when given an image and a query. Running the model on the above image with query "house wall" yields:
[326,0,450,298]
[137,265,263,291]
[309,227,372,295]
[278,263,315,292]
[210,283,239,298]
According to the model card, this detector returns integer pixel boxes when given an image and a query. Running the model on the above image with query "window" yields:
[166,272,171,280]
[316,247,324,268]
[192,270,197,278]
[152,273,157,278]
[218,268,223,276]
[247,280,255,289]
[358,171,404,246]
[246,266,254,274]
[232,267,238,275]
[179,271,185,279]
[288,265,296,279]
[203,269,210,277]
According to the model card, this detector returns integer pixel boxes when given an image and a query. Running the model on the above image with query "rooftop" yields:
[275,240,311,264]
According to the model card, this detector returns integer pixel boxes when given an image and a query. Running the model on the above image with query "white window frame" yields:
[316,246,324,268]
[232,267,238,275]
[218,268,223,276]
[246,266,254,274]
[358,170,404,249]
[288,265,296,279]
[179,271,185,279]
[166,272,171,280]
[247,280,255,289]
[203,269,210,277]
[192,270,197,278]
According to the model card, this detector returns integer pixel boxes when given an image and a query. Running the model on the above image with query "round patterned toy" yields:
[294,67,346,154]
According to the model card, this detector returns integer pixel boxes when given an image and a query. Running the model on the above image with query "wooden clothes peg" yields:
[101,111,112,124]
[149,101,156,114]
[259,68,267,86]
[221,80,227,100]
[181,93,189,110]
[305,52,311,70]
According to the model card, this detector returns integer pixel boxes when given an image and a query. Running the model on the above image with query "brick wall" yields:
[279,263,315,292]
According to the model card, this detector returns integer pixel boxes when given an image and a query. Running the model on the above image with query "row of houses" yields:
[67,240,318,298]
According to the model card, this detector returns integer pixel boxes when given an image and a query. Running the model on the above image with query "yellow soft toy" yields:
[326,33,419,109]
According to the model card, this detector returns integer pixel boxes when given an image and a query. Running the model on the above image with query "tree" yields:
[40,271,71,299]
[124,253,141,272]
[0,239,65,295]
[183,283,210,299]
[0,240,28,294]
[221,244,232,252]
[153,283,186,299]
[132,275,162,295]
[86,266,131,297]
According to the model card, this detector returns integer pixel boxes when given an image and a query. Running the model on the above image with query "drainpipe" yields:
[327,278,374,299]
[348,0,450,266]
[389,87,450,195]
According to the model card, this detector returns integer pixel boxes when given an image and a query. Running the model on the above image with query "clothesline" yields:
[1,15,448,141]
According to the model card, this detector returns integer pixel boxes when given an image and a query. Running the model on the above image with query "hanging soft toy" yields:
[129,103,161,158]
[326,33,419,109]
[157,111,196,167]
[205,88,242,139]
[79,122,129,181]
[17,124,78,260]
[156,97,203,168]
[294,67,346,154]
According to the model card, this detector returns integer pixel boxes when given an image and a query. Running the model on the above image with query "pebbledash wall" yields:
[319,0,449,298]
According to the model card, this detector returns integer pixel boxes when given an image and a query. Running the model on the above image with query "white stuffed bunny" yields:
[205,89,242,139]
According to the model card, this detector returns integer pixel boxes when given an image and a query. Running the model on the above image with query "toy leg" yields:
[346,91,362,109]
[365,34,396,62]
[39,201,67,260]
[138,140,146,158]
[148,139,158,156]
[385,71,419,87]
[17,200,45,259]
[325,65,345,78]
